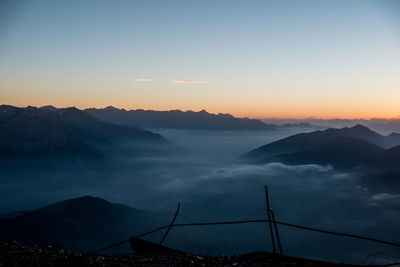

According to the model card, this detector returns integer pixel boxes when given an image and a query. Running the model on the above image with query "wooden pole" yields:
[264,185,276,254]
[270,208,283,256]
[160,202,181,245]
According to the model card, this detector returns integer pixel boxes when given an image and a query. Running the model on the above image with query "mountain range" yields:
[85,106,277,131]
[263,118,400,134]
[0,105,168,160]
[244,125,400,171]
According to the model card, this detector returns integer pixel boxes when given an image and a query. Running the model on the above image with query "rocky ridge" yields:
[0,242,358,267]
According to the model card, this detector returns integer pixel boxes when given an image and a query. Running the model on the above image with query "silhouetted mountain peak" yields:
[217,112,234,119]
[0,104,15,109]
[40,105,57,111]
[62,195,104,203]
[104,106,120,111]
[388,132,400,138]
[0,105,18,115]
[348,124,376,133]
[323,124,377,135]
[57,107,92,118]
[316,124,399,149]
[39,195,122,215]
[59,107,81,113]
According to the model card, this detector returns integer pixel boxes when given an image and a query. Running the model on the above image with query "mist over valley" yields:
[1,105,400,264]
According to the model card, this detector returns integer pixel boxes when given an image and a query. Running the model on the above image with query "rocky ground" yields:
[0,242,359,267]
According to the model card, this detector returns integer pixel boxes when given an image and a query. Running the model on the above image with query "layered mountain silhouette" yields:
[85,106,276,131]
[321,124,400,149]
[244,125,400,170]
[0,196,224,254]
[0,105,168,159]
[0,196,169,252]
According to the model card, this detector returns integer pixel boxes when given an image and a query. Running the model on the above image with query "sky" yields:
[0,0,400,119]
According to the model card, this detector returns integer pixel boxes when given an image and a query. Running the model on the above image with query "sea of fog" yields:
[1,127,399,264]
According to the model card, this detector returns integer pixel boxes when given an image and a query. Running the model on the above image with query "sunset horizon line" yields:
[2,103,399,121]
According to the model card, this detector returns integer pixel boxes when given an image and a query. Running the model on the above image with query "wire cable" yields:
[89,218,400,254]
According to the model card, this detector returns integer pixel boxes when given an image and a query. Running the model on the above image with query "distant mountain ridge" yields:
[322,124,400,149]
[263,118,400,134]
[0,105,168,160]
[85,106,276,131]
[244,125,400,170]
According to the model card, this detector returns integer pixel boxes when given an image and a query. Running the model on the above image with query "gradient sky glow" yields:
[1,0,400,119]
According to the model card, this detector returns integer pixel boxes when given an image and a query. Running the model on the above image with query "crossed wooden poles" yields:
[265,185,283,256]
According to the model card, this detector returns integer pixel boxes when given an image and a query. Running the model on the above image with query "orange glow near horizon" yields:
[1,1,400,122]
[1,97,399,120]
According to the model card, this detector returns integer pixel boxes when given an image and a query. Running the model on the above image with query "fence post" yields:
[160,202,181,245]
[264,185,276,254]
[270,208,283,256]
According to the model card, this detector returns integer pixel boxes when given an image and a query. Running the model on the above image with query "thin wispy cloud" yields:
[170,80,205,84]
[129,78,150,82]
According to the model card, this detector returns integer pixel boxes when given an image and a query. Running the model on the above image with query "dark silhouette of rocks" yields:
[0,242,355,267]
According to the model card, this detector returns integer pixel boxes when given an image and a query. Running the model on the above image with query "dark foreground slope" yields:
[85,106,275,131]
[0,196,223,255]
[0,242,358,267]
[0,196,169,253]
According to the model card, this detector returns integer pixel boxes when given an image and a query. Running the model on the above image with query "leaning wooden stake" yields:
[160,202,181,245]
[264,185,276,254]
[270,208,283,256]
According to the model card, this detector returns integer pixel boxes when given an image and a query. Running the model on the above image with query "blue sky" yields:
[1,0,399,118]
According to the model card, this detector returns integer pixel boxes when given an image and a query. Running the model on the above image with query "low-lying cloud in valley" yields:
[0,129,399,264]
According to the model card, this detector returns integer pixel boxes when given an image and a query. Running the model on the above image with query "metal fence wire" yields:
[90,186,400,265]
